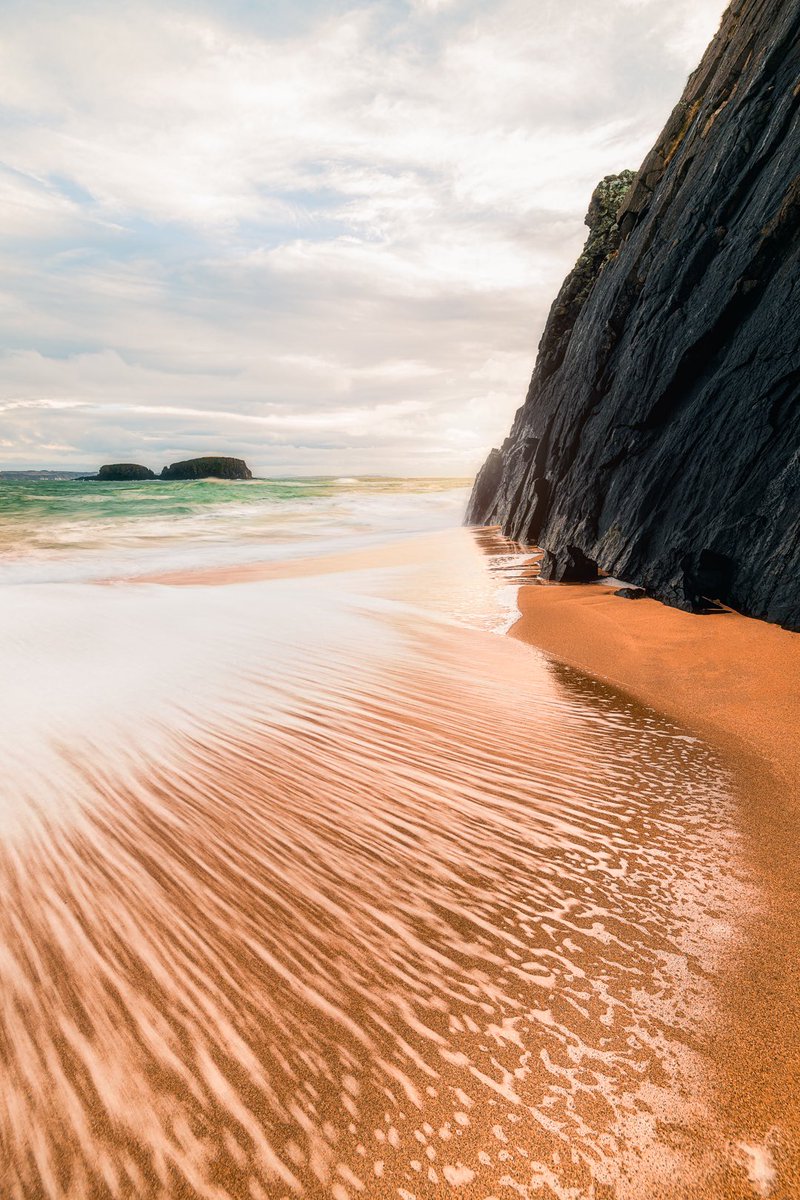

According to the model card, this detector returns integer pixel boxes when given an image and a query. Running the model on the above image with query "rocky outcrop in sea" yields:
[160,457,252,480]
[467,0,800,630]
[82,457,253,481]
[96,463,156,481]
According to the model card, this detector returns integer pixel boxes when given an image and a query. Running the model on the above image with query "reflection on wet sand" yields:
[0,534,754,1198]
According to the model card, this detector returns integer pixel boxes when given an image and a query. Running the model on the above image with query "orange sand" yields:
[72,531,799,1194]
[511,581,799,795]
[131,531,458,588]
[7,547,754,1199]
[511,578,800,1191]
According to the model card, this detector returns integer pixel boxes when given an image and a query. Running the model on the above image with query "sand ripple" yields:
[0,552,745,1198]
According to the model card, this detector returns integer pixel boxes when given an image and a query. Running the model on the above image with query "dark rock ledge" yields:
[467,0,800,630]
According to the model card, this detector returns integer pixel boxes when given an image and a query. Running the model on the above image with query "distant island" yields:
[93,463,156,481]
[81,456,253,482]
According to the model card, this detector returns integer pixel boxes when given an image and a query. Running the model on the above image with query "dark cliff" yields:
[467,0,800,630]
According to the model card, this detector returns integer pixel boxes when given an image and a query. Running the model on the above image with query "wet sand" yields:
[131,532,466,589]
[511,575,800,1195]
[1,529,797,1199]
[510,579,799,795]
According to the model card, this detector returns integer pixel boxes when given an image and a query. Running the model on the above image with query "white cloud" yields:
[0,0,729,473]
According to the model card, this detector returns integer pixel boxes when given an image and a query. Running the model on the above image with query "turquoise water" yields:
[0,475,471,583]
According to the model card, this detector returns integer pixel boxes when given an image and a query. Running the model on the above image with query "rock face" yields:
[467,0,800,630]
[160,457,253,481]
[96,463,156,481]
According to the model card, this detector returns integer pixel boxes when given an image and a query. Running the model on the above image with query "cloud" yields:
[0,0,728,472]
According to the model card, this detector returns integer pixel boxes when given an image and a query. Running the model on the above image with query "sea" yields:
[0,473,473,586]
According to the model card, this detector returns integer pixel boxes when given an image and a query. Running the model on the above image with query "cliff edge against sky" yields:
[467,0,800,630]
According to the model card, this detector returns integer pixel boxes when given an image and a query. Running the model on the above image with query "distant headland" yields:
[80,456,253,482]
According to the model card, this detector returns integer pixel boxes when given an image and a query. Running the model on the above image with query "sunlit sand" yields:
[3,529,795,1197]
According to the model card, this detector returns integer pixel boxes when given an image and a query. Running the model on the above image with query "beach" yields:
[511,576,800,1196]
[1,493,798,1199]
[4,0,797,1196]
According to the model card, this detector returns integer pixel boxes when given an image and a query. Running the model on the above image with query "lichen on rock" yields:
[534,170,635,384]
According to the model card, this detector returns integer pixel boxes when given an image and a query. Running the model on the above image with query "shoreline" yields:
[3,528,748,1198]
[510,577,800,1191]
[4,525,798,1195]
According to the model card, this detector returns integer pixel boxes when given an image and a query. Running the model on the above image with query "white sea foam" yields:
[0,476,471,585]
[737,1140,777,1196]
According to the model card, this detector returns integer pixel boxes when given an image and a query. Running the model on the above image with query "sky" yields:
[0,0,728,476]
